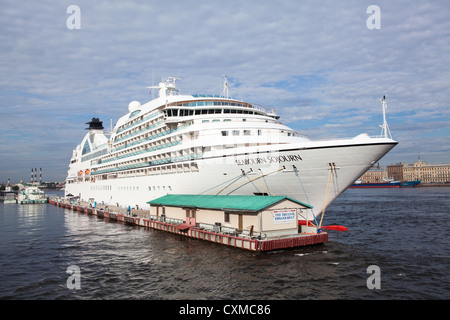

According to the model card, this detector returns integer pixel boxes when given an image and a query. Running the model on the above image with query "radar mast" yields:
[220,76,232,99]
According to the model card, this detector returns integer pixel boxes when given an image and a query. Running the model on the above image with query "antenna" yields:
[152,67,154,97]
[220,76,232,99]
[379,95,392,139]
[147,77,180,98]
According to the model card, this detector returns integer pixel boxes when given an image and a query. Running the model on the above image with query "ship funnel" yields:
[86,118,104,130]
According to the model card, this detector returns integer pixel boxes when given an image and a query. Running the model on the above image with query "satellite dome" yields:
[128,101,141,112]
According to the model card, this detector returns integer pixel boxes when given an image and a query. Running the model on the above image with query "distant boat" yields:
[349,179,421,188]
[399,180,421,187]
[0,179,16,204]
[16,186,47,204]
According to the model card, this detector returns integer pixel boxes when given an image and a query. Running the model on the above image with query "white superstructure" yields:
[65,77,397,221]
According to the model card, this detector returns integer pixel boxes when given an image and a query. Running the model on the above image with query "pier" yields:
[48,197,328,252]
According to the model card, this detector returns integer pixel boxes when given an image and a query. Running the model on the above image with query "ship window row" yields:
[89,185,179,192]
[104,137,180,166]
[92,149,204,175]
[99,136,183,165]
[90,185,112,191]
[147,185,173,192]
[148,162,199,175]
[116,111,162,135]
[113,123,165,150]
[114,123,161,145]
[90,162,200,179]
[113,185,177,192]
[81,148,108,163]
[118,186,141,191]
[168,100,250,108]
[114,118,164,143]
[164,108,266,118]
[221,130,261,136]
[201,119,233,123]
[111,124,190,153]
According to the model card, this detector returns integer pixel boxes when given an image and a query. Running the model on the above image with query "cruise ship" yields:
[65,77,397,221]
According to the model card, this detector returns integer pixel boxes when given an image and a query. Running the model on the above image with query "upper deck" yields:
[66,77,308,181]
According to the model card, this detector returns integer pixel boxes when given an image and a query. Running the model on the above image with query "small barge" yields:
[49,194,328,252]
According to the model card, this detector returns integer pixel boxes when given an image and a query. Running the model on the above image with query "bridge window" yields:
[82,140,91,155]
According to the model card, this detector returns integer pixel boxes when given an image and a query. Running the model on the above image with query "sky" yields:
[0,0,449,183]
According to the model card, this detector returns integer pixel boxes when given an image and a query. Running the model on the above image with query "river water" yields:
[0,188,448,302]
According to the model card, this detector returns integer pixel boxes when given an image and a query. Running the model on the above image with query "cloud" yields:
[0,0,449,182]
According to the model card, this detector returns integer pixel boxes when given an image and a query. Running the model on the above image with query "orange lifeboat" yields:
[85,169,90,175]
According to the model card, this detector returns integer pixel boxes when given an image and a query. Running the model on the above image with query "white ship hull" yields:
[66,135,396,220]
[65,78,397,222]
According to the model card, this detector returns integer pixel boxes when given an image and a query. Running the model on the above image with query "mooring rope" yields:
[199,171,247,195]
[293,165,319,227]
[260,169,275,195]
[319,163,336,228]
[225,167,286,195]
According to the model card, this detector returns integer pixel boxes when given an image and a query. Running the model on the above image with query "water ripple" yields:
[1,188,449,299]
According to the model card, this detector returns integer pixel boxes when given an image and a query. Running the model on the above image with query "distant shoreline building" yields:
[358,167,388,183]
[395,160,450,184]
[358,160,450,184]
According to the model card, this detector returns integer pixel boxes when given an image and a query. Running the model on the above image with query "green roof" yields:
[147,194,312,212]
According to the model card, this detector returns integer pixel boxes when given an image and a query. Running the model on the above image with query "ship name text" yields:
[235,154,303,166]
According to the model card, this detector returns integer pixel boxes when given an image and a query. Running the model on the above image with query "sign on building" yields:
[273,209,296,224]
